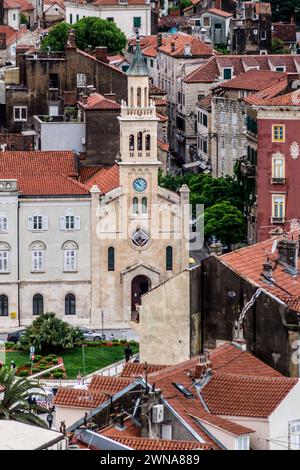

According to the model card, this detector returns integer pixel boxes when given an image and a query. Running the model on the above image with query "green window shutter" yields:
[133,17,141,28]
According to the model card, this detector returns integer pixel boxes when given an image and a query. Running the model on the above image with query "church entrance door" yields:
[131,275,150,321]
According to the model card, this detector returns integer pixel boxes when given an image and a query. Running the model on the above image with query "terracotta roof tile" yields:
[101,417,141,438]
[79,165,102,182]
[121,362,168,378]
[53,388,108,408]
[0,151,90,196]
[207,8,233,18]
[201,373,297,418]
[109,436,212,450]
[84,164,119,194]
[78,93,121,111]
[158,33,214,58]
[244,78,288,105]
[88,376,133,394]
[157,139,169,152]
[220,230,300,310]
[219,70,287,91]
[184,54,300,84]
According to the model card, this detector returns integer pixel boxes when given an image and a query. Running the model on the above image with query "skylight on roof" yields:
[172,383,194,398]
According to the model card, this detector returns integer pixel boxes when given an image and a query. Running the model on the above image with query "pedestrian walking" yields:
[59,420,66,435]
[47,413,53,429]
[124,343,133,362]
[10,360,16,370]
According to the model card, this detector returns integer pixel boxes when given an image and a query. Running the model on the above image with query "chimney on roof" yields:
[184,43,192,57]
[104,92,117,102]
[171,41,175,53]
[94,46,108,63]
[232,321,247,351]
[261,259,274,283]
[66,29,76,49]
[277,238,298,275]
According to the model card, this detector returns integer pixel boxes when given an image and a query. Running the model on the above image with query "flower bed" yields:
[16,354,66,379]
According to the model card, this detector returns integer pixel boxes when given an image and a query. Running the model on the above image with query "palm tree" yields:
[0,367,48,428]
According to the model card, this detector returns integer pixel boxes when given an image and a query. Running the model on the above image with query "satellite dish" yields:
[271,239,278,254]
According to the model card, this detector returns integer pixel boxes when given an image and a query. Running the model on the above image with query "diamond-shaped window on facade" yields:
[131,229,149,247]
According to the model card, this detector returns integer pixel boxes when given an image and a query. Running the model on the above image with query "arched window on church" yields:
[129,134,135,151]
[144,87,148,107]
[145,134,151,151]
[130,87,134,107]
[142,197,147,214]
[137,132,143,151]
[137,87,141,107]
[108,246,115,271]
[133,197,139,214]
[166,246,173,271]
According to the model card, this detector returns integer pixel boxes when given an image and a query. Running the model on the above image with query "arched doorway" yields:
[131,275,150,321]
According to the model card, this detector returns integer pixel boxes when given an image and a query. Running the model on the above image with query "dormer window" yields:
[275,66,286,72]
[223,68,233,80]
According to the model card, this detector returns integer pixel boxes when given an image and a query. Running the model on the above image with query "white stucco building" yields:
[64,0,152,38]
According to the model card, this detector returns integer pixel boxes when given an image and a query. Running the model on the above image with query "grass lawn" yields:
[5,344,139,379]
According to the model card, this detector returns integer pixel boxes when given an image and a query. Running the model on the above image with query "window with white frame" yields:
[77,74,86,88]
[32,250,45,272]
[0,243,10,273]
[272,154,285,179]
[272,194,285,220]
[28,215,48,231]
[31,242,46,272]
[63,241,78,272]
[0,214,8,232]
[60,213,80,231]
[235,436,249,450]
[14,106,27,122]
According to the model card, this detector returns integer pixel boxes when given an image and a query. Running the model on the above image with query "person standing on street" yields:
[124,343,133,362]
[47,413,53,429]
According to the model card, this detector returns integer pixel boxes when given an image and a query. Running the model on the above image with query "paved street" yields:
[0,328,139,343]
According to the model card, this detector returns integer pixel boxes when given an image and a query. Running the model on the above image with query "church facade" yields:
[88,41,190,328]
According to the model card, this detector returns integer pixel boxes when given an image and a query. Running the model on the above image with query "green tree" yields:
[0,367,48,427]
[262,0,300,24]
[20,313,83,354]
[204,201,246,246]
[41,22,70,52]
[74,17,126,53]
[179,0,192,10]
[41,18,126,54]
[271,38,288,54]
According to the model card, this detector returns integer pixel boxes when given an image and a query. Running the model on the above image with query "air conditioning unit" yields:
[81,137,86,145]
[152,404,164,423]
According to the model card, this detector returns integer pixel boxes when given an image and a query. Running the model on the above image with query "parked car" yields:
[79,327,104,341]
[7,329,26,343]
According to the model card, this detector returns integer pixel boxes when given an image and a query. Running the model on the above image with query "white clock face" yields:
[133,178,147,192]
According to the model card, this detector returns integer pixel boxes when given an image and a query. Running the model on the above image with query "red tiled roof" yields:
[258,88,300,106]
[76,49,125,75]
[121,362,168,378]
[85,163,120,194]
[157,112,168,122]
[207,8,233,18]
[220,231,300,309]
[244,78,288,105]
[101,417,141,438]
[0,151,90,196]
[88,376,133,394]
[158,33,214,58]
[196,93,212,110]
[157,139,169,152]
[4,0,21,8]
[108,436,212,450]
[15,0,34,11]
[219,70,287,91]
[78,93,120,111]
[184,55,300,83]
[201,373,297,418]
[79,165,102,182]
[69,0,146,5]
[53,388,108,408]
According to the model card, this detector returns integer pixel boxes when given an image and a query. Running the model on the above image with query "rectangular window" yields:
[49,73,59,89]
[272,195,285,220]
[203,139,208,154]
[236,436,249,450]
[202,113,208,127]
[203,17,210,27]
[0,252,9,273]
[223,68,232,80]
[272,124,285,142]
[77,74,86,88]
[133,17,141,28]
[272,156,285,179]
[64,250,77,271]
[0,215,7,232]
[261,30,266,40]
[232,113,237,127]
[28,215,48,231]
[106,17,114,22]
[32,251,44,272]
[69,13,73,24]
[14,106,27,122]
[220,112,226,124]
[60,215,80,231]
[76,14,79,22]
